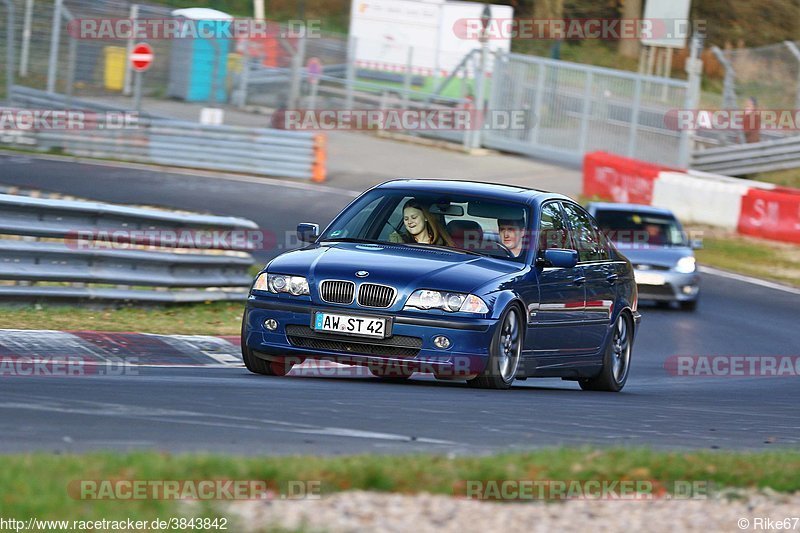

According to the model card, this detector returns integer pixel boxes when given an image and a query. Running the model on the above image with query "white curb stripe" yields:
[698,266,800,295]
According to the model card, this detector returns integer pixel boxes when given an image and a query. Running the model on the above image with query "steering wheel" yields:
[481,240,515,258]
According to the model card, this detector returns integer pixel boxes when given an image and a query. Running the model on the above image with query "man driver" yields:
[497,218,526,257]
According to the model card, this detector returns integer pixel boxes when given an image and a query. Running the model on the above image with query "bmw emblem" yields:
[356,270,369,278]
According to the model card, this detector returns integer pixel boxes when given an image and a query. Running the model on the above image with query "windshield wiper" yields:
[404,243,487,257]
[320,237,386,245]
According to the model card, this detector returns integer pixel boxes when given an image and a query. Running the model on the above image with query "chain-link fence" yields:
[0,0,174,99]
[718,41,800,111]
[1,0,703,168]
[484,53,690,167]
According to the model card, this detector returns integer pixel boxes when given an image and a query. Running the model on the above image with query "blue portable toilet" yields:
[167,8,232,103]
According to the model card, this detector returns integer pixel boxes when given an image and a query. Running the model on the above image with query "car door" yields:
[526,201,588,358]
[561,202,616,354]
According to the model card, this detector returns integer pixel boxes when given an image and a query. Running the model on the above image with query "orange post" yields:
[311,134,327,183]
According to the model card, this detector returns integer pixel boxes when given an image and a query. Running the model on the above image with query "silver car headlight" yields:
[674,256,696,274]
[404,290,489,314]
[253,273,310,296]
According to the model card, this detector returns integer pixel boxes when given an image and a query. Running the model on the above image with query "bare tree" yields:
[533,0,563,27]
[618,0,642,58]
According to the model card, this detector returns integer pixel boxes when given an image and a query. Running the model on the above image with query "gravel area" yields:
[227,490,800,532]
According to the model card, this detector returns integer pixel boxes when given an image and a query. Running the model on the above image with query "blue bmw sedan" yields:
[242,180,641,391]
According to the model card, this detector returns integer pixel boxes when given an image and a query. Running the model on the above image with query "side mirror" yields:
[536,249,578,269]
[297,222,320,243]
[690,239,703,250]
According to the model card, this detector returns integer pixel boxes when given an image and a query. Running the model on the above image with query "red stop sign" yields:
[130,43,154,72]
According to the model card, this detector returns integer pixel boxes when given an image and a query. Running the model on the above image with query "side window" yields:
[561,203,609,262]
[332,195,385,239]
[378,196,414,240]
[538,202,570,251]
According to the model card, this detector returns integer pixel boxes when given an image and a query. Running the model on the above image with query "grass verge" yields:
[749,169,800,190]
[0,301,245,335]
[2,449,799,522]
[691,226,800,288]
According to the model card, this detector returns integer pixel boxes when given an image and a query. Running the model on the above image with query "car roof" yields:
[586,202,676,216]
[375,179,558,203]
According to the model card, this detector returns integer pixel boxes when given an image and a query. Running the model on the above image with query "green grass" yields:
[0,301,245,335]
[749,168,800,190]
[2,449,800,522]
[0,448,800,530]
[693,228,800,288]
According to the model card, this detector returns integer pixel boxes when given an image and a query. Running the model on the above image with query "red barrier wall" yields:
[583,152,670,205]
[738,187,800,244]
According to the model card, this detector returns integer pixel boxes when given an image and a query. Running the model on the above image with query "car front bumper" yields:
[243,296,500,377]
[635,270,700,302]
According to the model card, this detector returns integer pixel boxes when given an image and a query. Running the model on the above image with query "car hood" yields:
[614,244,693,269]
[267,242,522,294]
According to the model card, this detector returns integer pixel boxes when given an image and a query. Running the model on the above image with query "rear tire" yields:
[467,305,523,390]
[579,312,632,392]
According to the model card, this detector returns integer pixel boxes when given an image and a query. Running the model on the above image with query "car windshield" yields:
[318,190,531,263]
[593,209,687,247]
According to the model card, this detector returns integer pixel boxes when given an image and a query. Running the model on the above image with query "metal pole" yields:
[402,45,413,110]
[530,61,546,145]
[711,46,737,110]
[210,39,220,103]
[134,71,143,114]
[784,41,800,111]
[471,41,488,149]
[254,0,265,20]
[2,0,14,101]
[20,0,33,77]
[628,77,642,157]
[235,37,251,108]
[711,45,740,144]
[471,5,492,149]
[288,35,306,109]
[66,34,77,104]
[577,71,593,155]
[344,36,356,111]
[679,34,704,169]
[47,0,63,94]
[661,47,673,101]
[123,4,139,96]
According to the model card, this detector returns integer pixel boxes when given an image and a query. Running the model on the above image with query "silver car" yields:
[587,203,701,311]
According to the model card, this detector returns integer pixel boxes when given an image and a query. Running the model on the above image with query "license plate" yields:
[313,312,388,339]
[635,271,666,286]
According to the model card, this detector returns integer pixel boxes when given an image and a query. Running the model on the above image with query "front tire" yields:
[679,299,698,311]
[467,305,523,390]
[241,314,293,376]
[580,312,632,392]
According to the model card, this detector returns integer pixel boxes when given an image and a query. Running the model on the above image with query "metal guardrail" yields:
[4,86,322,180]
[8,85,144,114]
[0,193,259,303]
[691,136,800,175]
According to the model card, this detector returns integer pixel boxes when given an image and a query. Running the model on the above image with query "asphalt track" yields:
[0,155,798,454]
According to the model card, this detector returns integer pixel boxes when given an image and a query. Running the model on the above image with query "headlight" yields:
[674,256,696,274]
[252,273,310,296]
[404,290,489,314]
